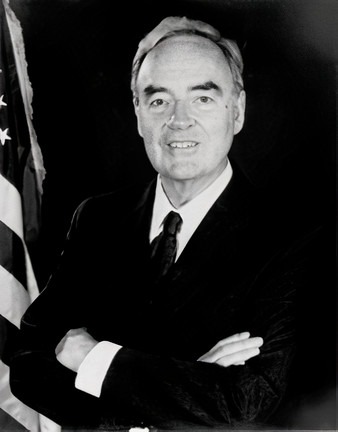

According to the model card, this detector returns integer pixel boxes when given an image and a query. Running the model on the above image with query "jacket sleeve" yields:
[9,196,320,429]
[96,230,319,429]
[9,199,105,427]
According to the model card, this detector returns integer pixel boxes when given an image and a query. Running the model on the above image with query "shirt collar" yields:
[150,161,233,241]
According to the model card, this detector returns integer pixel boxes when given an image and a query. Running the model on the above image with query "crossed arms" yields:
[9,194,312,429]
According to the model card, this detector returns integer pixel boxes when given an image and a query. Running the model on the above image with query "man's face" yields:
[134,35,245,191]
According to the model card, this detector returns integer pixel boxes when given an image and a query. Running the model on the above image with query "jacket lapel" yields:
[174,165,255,270]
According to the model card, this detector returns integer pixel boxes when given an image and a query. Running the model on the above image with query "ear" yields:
[233,90,246,135]
[133,95,143,138]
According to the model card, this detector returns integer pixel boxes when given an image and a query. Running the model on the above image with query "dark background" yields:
[9,0,336,428]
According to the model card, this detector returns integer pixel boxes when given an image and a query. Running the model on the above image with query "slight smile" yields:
[167,141,198,149]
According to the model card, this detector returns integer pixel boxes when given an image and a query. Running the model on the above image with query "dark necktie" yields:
[150,211,182,280]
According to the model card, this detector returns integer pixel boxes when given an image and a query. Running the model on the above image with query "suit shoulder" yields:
[72,179,155,227]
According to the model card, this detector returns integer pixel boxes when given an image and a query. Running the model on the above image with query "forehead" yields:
[136,34,233,91]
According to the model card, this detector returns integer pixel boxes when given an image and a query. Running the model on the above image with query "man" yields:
[10,16,318,430]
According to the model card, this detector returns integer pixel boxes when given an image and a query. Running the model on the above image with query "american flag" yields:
[0,0,48,430]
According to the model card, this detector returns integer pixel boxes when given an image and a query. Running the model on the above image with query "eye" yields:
[197,96,213,104]
[193,95,215,110]
[150,99,167,107]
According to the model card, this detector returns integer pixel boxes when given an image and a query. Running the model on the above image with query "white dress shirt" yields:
[150,162,233,260]
[75,161,233,397]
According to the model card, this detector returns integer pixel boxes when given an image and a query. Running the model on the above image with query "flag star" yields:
[0,128,11,145]
[0,95,7,108]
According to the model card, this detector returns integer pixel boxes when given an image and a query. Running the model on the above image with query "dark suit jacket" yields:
[9,164,321,430]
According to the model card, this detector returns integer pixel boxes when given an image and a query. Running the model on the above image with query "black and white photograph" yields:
[0,0,336,430]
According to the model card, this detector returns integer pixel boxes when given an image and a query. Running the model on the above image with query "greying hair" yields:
[131,19,244,97]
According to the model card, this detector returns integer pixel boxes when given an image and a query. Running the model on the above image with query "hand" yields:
[55,327,98,372]
[197,332,263,367]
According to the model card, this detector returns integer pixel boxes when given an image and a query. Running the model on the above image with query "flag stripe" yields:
[0,174,23,239]
[0,221,27,288]
[0,407,26,430]
[0,265,29,328]
[0,361,39,431]
[0,1,48,430]
[0,143,18,192]
[0,315,20,365]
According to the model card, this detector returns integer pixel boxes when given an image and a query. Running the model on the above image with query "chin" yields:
[164,171,200,183]
[164,163,202,180]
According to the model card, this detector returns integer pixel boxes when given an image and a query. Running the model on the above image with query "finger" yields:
[55,328,86,355]
[55,335,66,356]
[67,327,87,336]
[212,337,263,362]
[214,332,251,349]
[220,332,251,346]
[198,335,263,363]
[197,332,251,361]
[215,337,263,357]
[216,347,261,368]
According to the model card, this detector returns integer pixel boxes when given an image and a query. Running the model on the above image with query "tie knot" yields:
[162,211,182,236]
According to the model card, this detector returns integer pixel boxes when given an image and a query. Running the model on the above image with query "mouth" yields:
[167,141,199,149]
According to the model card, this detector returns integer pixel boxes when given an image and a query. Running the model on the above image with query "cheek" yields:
[203,113,235,159]
[204,111,233,142]
[138,113,160,142]
[202,104,233,127]
[140,124,162,164]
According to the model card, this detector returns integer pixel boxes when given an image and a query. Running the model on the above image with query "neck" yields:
[160,165,228,208]
[160,180,201,208]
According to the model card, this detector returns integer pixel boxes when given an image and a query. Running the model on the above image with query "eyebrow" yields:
[143,85,168,96]
[142,81,222,97]
[190,81,222,93]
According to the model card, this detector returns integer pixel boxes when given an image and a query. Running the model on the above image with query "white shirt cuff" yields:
[75,341,121,397]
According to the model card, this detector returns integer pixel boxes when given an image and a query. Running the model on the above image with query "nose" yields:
[166,101,195,130]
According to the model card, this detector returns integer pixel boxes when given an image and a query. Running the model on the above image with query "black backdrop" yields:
[9,0,336,428]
